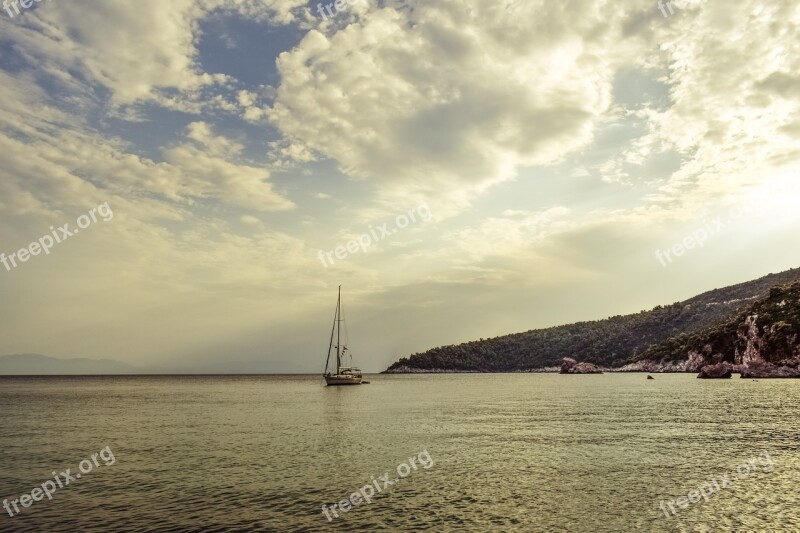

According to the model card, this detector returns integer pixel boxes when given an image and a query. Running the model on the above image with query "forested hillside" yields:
[386,268,800,372]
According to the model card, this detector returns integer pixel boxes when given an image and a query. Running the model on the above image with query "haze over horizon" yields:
[2,1,800,373]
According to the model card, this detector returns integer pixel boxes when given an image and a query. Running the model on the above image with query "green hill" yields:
[385,268,800,373]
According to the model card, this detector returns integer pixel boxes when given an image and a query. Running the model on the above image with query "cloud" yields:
[268,0,651,213]
[162,126,295,212]
[627,1,800,209]
[443,207,572,263]
[2,0,309,109]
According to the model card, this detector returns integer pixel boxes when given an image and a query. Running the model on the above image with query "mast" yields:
[336,285,341,373]
[324,286,338,376]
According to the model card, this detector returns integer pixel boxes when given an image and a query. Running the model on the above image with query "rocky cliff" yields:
[637,282,800,377]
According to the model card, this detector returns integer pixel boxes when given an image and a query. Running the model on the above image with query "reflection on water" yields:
[0,374,798,531]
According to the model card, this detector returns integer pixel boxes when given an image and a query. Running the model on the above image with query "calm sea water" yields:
[0,374,798,532]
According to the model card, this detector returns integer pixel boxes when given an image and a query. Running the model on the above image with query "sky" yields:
[0,0,799,373]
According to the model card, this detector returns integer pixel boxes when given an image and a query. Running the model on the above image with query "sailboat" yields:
[324,286,363,386]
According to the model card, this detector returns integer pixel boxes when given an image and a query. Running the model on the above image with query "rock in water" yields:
[740,360,800,378]
[560,357,604,374]
[560,357,578,373]
[574,362,603,374]
[697,363,733,379]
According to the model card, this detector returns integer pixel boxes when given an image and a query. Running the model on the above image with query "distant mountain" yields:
[386,267,800,373]
[0,353,140,375]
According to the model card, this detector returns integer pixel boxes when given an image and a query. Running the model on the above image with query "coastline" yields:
[382,365,694,374]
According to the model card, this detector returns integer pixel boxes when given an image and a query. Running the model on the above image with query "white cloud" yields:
[628,2,800,210]
[443,207,572,263]
[2,0,308,110]
[268,0,651,214]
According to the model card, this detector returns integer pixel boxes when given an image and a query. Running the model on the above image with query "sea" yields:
[0,374,798,532]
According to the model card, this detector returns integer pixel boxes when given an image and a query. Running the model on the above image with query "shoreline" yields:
[383,366,800,378]
[382,366,696,375]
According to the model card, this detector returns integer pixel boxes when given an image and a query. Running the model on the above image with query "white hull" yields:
[325,374,363,386]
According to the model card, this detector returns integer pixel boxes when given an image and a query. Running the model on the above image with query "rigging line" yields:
[342,304,352,364]
[324,294,338,375]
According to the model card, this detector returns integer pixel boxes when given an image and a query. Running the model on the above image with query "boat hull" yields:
[324,374,363,386]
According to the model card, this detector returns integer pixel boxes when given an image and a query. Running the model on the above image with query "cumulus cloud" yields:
[1,0,308,109]
[162,122,295,212]
[268,0,655,214]
[266,0,800,224]
[624,2,800,211]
